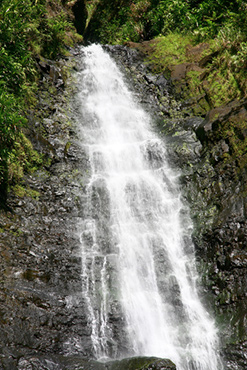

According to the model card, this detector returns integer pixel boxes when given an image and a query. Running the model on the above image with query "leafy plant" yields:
[0,0,79,196]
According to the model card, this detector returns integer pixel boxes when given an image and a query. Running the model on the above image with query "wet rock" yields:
[16,355,105,370]
[196,99,247,144]
[36,57,65,88]
[0,51,93,367]
[105,44,247,369]
[107,357,176,370]
[170,63,204,82]
[12,355,177,370]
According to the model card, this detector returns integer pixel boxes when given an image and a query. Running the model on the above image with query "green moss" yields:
[12,185,40,200]
[146,34,193,73]
[64,141,72,156]
[12,185,26,198]
[27,188,40,200]
[8,133,44,185]
[142,30,247,112]
[9,227,23,237]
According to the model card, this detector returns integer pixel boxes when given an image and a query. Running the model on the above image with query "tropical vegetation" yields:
[0,0,80,204]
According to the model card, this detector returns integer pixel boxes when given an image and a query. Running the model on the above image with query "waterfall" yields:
[76,44,223,370]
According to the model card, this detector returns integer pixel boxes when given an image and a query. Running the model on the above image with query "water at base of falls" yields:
[76,44,223,370]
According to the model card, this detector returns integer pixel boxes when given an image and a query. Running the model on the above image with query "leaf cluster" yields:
[86,0,247,44]
[146,0,242,38]
[0,0,77,195]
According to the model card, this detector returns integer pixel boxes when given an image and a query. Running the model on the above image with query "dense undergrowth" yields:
[0,0,81,204]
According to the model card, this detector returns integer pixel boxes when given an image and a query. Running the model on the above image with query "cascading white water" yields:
[77,44,223,370]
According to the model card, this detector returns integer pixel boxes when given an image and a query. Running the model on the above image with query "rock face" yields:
[108,357,176,370]
[193,100,247,370]
[0,50,93,368]
[9,355,176,370]
[104,45,247,369]
[0,43,246,369]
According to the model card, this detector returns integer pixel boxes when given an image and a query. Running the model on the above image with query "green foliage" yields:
[219,116,247,161]
[212,24,247,99]
[207,70,240,107]
[0,94,25,154]
[0,0,76,61]
[86,0,101,28]
[12,184,40,199]
[0,93,26,184]
[85,0,133,43]
[146,34,193,72]
[144,0,242,39]
[86,0,247,44]
[8,133,44,184]
[146,0,193,37]
[0,0,78,195]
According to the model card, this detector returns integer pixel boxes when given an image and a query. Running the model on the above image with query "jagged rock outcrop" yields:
[105,44,247,369]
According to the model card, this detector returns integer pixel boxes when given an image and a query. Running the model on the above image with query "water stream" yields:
[76,44,223,370]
